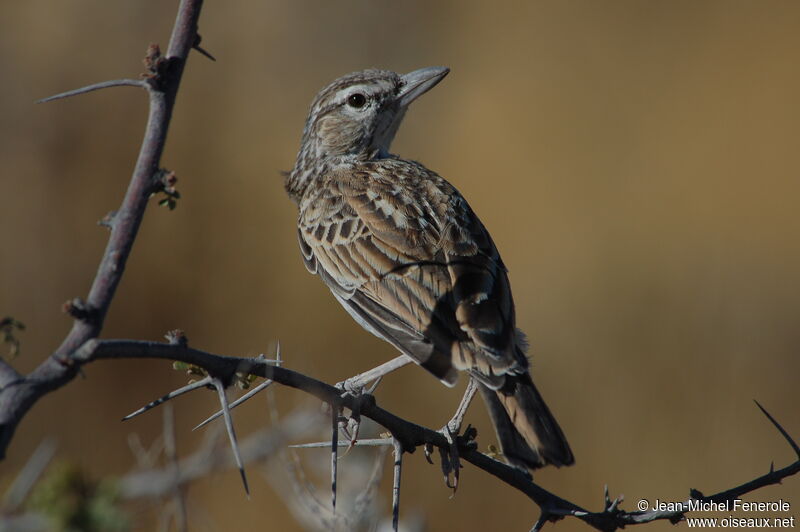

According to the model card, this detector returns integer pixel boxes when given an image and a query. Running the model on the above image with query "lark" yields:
[285,67,573,470]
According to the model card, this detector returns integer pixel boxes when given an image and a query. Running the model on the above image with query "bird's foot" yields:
[332,377,381,456]
[424,422,478,495]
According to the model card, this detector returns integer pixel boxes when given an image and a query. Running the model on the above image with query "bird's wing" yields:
[298,163,520,386]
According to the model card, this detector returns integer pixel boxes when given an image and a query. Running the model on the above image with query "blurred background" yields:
[1,1,799,530]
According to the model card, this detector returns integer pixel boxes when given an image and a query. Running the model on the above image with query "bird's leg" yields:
[337,354,413,395]
[445,376,478,435]
[425,377,479,493]
[335,355,414,453]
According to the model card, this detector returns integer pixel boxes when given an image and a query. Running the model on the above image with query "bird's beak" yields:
[398,66,450,108]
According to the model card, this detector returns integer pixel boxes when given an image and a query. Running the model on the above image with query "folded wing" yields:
[297,162,523,387]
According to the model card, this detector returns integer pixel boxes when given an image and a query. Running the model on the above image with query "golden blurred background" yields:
[1,1,799,530]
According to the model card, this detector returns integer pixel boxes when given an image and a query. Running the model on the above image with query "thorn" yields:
[288,438,393,449]
[193,379,274,430]
[37,79,148,104]
[608,494,624,513]
[330,405,339,513]
[754,399,800,458]
[391,437,403,532]
[122,376,212,421]
[192,34,216,61]
[529,513,549,532]
[211,378,249,497]
[98,210,117,229]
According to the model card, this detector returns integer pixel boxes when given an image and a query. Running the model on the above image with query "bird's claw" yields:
[425,423,478,495]
[331,378,378,456]
[338,411,361,457]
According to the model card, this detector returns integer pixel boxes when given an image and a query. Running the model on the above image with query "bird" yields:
[284,66,574,470]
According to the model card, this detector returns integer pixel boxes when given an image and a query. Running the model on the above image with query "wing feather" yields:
[297,160,522,387]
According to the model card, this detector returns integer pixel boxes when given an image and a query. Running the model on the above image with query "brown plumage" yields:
[285,67,573,470]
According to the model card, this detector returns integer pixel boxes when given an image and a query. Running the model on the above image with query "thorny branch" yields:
[0,0,205,459]
[43,339,800,530]
[1,0,797,530]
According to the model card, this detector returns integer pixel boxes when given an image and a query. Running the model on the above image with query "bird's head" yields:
[297,67,449,161]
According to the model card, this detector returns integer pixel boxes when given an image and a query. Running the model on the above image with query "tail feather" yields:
[478,373,574,470]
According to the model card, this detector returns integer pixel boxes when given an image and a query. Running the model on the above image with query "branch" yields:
[0,0,205,460]
[40,338,800,530]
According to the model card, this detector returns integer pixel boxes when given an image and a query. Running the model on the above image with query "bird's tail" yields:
[478,372,574,470]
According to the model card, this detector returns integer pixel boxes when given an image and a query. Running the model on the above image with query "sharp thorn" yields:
[37,79,148,104]
[754,399,800,458]
[331,406,339,513]
[212,378,249,497]
[391,438,403,532]
[192,33,216,61]
[529,513,549,532]
[289,438,393,449]
[193,44,216,61]
[122,376,212,421]
[192,379,274,430]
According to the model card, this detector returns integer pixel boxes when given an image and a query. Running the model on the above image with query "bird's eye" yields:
[347,93,367,108]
